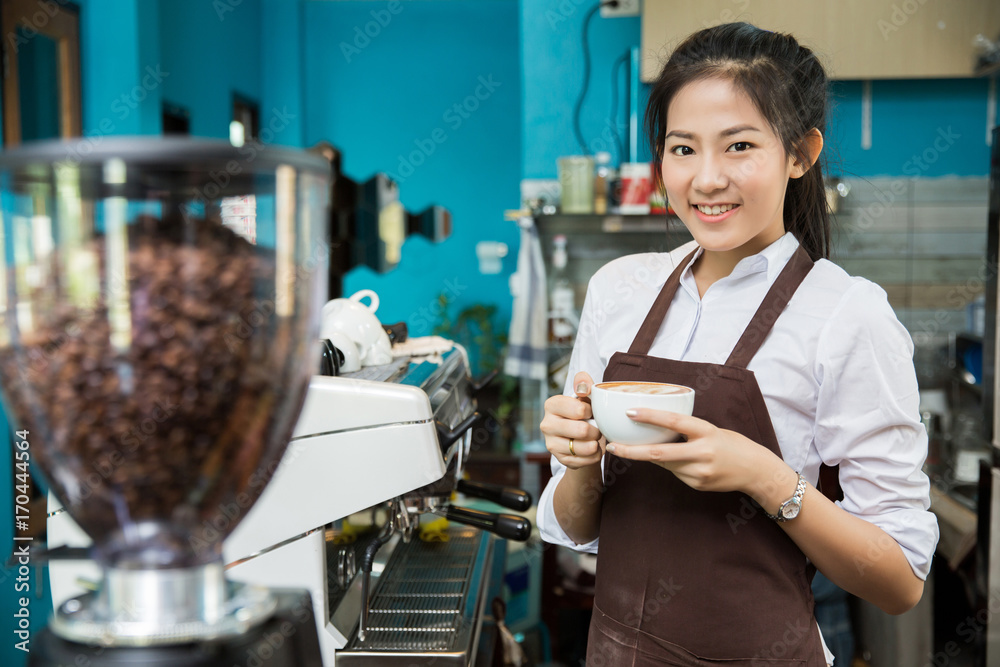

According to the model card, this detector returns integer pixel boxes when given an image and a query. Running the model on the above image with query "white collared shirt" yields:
[537,232,940,583]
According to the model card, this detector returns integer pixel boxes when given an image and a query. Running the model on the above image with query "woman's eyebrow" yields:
[665,125,761,141]
[720,124,761,137]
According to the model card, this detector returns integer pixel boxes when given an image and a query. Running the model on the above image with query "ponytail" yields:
[785,147,830,262]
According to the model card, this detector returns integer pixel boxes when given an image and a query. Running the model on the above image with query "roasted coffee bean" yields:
[0,217,314,566]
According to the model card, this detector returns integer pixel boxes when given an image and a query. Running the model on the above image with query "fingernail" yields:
[606,444,616,453]
[576,382,589,394]
[625,409,638,418]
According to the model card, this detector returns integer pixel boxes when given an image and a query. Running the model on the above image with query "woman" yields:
[537,22,939,666]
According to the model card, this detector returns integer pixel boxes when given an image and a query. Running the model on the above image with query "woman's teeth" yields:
[696,203,737,215]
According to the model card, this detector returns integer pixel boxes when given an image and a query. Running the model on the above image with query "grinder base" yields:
[29,589,323,667]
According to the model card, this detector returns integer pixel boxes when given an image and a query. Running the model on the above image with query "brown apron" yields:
[586,245,829,666]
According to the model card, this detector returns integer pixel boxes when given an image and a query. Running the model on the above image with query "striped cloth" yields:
[505,216,549,381]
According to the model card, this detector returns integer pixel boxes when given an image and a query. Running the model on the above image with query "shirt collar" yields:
[680,231,801,287]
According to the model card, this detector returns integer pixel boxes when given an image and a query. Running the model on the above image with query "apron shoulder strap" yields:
[627,247,699,355]
[725,245,815,369]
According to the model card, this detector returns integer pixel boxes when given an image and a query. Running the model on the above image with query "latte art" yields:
[599,382,691,395]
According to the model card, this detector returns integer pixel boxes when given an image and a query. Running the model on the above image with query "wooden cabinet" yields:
[1,0,82,144]
[641,0,1000,81]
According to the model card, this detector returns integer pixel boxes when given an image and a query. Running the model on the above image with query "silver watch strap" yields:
[763,472,806,522]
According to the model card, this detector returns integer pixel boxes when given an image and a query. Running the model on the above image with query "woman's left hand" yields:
[606,408,783,497]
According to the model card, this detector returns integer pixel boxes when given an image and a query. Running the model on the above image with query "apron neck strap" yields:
[625,244,816,366]
[725,245,815,369]
[627,248,699,355]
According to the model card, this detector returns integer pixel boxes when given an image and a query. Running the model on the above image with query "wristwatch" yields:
[764,473,806,523]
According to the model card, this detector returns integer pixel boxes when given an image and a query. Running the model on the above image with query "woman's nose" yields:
[692,157,728,193]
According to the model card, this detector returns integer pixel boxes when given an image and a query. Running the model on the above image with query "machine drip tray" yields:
[335,526,497,665]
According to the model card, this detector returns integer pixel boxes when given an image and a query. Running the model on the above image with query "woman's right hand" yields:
[541,371,605,469]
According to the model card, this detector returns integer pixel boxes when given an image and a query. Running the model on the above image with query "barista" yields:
[537,22,938,666]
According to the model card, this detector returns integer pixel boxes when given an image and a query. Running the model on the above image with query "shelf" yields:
[532,213,688,235]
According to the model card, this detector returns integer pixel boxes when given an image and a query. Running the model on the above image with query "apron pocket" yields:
[587,604,639,667]
[589,603,819,667]
[636,627,810,667]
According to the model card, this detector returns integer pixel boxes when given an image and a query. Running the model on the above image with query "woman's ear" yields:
[790,128,824,179]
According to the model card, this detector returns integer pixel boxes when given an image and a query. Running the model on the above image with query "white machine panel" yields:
[292,375,434,435]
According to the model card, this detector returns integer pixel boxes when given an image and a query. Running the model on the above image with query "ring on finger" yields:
[568,438,576,456]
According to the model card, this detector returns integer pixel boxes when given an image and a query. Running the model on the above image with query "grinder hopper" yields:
[0,138,330,652]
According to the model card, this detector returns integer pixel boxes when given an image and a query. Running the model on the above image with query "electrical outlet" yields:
[601,0,640,18]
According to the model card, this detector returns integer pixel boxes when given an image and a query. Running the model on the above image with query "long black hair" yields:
[645,22,831,261]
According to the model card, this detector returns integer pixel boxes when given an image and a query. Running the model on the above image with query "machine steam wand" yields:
[357,498,412,642]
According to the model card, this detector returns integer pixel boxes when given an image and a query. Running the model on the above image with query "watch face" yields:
[780,500,800,521]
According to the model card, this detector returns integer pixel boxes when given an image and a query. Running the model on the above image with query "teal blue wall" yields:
[302,0,522,335]
[828,78,998,178]
[521,0,640,177]
[158,0,262,139]
[260,0,305,147]
[78,0,162,136]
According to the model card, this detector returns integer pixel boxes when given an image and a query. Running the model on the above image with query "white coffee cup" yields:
[320,289,393,367]
[590,381,695,445]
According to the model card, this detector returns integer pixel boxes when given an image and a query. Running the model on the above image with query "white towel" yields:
[391,335,454,359]
[391,335,470,369]
[505,216,548,380]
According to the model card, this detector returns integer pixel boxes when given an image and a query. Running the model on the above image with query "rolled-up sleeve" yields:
[536,456,601,553]
[814,280,939,579]
[536,279,604,553]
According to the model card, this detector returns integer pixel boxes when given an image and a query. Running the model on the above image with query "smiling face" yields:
[662,76,804,260]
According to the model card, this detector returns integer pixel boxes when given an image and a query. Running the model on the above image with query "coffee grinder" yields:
[0,138,331,666]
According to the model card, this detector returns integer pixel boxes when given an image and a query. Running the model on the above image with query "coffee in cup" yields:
[599,382,691,395]
[590,381,695,445]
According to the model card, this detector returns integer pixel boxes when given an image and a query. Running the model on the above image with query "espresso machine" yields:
[231,343,532,666]
[48,342,534,666]
[0,137,332,666]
